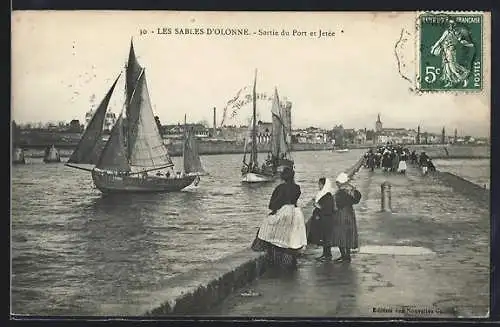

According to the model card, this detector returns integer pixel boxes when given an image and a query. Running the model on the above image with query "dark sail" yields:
[67,74,120,164]
[96,115,131,173]
[270,87,283,158]
[126,39,143,117]
[183,127,206,175]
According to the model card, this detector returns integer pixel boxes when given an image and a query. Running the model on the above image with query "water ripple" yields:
[11,150,369,315]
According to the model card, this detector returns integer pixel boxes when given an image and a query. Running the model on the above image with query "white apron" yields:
[257,204,307,250]
[397,160,407,172]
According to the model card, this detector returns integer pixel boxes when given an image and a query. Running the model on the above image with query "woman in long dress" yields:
[398,150,408,174]
[251,167,307,270]
[382,150,392,172]
[332,172,361,263]
[391,150,400,173]
[308,177,336,261]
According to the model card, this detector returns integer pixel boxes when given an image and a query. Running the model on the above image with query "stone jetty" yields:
[96,155,489,318]
[208,164,490,317]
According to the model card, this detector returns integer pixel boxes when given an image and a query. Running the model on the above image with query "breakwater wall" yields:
[108,156,366,316]
[408,144,490,159]
[165,141,334,157]
[435,171,490,205]
[20,141,334,159]
[17,143,490,159]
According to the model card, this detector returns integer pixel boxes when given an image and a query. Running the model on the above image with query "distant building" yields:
[161,123,210,140]
[84,109,117,132]
[375,113,383,133]
[373,114,417,144]
[219,125,248,143]
[280,99,292,144]
[68,119,82,133]
[104,112,117,131]
[293,126,330,144]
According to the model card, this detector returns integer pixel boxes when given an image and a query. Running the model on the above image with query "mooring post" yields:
[381,181,392,212]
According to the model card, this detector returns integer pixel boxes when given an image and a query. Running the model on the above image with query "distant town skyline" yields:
[12,11,491,137]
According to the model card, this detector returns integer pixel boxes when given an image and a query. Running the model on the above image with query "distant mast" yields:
[251,69,258,167]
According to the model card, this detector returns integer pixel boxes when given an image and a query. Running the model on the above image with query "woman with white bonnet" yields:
[332,172,361,263]
[308,177,336,261]
[397,150,408,174]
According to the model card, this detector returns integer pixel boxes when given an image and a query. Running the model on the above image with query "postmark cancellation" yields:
[417,12,484,92]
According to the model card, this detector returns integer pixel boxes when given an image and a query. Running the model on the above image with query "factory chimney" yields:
[213,107,217,137]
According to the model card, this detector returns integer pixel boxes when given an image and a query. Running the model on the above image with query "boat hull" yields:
[335,149,350,153]
[241,172,276,183]
[91,170,197,193]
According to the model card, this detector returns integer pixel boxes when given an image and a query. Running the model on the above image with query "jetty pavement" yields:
[208,165,490,318]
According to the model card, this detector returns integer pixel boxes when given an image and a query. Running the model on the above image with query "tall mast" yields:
[251,69,258,166]
[183,113,187,160]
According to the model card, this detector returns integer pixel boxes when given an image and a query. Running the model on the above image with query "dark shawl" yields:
[268,182,301,215]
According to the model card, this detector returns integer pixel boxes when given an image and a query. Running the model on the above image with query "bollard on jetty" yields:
[381,181,392,212]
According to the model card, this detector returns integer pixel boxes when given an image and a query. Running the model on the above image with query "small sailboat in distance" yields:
[66,39,197,193]
[183,114,208,179]
[12,147,26,165]
[43,145,61,163]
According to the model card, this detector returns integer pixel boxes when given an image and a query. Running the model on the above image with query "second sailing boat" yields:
[241,70,293,183]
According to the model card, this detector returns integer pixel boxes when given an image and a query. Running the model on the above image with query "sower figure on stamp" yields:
[308,177,336,262]
[430,19,475,88]
[332,172,361,263]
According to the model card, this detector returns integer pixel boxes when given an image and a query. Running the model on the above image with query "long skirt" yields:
[397,160,407,173]
[392,159,399,171]
[307,214,334,246]
[251,205,307,268]
[332,206,359,249]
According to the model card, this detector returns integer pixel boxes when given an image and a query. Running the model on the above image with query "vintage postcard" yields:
[11,11,491,318]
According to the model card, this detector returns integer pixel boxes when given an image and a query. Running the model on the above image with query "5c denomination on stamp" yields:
[418,12,483,92]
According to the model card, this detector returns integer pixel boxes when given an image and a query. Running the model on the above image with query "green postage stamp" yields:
[418,12,483,92]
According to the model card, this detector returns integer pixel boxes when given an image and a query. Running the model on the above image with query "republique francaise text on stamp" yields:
[418,12,483,92]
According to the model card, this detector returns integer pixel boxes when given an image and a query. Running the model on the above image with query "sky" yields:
[11,11,491,136]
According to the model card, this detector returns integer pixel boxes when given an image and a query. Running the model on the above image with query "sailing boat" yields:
[12,147,26,165]
[183,114,208,177]
[241,70,275,183]
[66,39,197,193]
[43,145,61,163]
[269,87,294,173]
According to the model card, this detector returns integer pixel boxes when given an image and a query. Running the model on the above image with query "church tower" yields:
[375,113,383,133]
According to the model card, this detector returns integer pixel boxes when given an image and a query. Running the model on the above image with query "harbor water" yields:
[12,149,366,315]
[433,158,490,189]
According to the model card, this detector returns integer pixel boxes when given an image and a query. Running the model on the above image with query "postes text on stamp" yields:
[419,13,483,92]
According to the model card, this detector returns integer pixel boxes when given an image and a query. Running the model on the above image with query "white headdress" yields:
[315,178,334,203]
[336,172,349,184]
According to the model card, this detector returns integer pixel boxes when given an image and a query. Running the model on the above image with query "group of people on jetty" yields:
[251,166,362,271]
[362,144,436,175]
